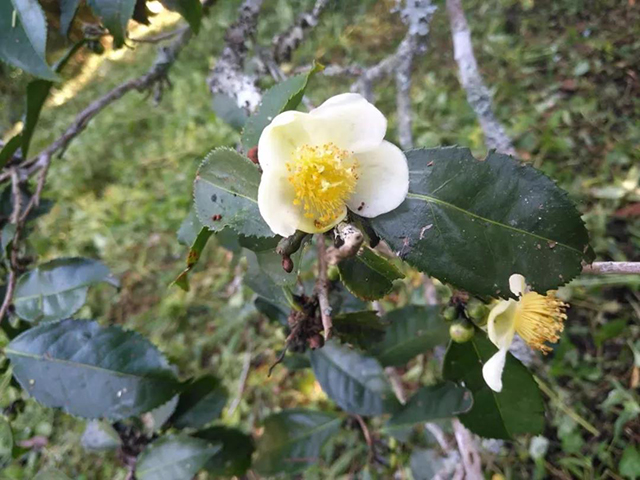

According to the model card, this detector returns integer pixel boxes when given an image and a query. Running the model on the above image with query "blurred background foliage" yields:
[0,0,639,478]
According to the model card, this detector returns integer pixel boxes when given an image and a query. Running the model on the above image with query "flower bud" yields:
[327,265,340,282]
[466,299,489,325]
[442,306,458,322]
[449,319,475,343]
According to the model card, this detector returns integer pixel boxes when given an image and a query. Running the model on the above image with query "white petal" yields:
[257,110,311,172]
[346,141,409,218]
[509,273,527,297]
[308,93,387,153]
[487,300,517,350]
[482,347,508,392]
[257,169,347,236]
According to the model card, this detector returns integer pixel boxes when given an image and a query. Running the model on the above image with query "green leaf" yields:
[253,409,341,475]
[371,147,593,298]
[244,250,293,310]
[240,235,303,287]
[338,247,404,301]
[241,63,323,151]
[443,333,545,439]
[0,0,57,80]
[60,0,81,36]
[620,445,640,480]
[170,375,227,429]
[0,135,22,168]
[159,0,202,34]
[194,147,273,238]
[173,227,213,291]
[87,0,137,48]
[23,79,52,159]
[6,319,180,419]
[136,435,220,480]
[145,395,179,432]
[386,382,472,429]
[212,93,247,131]
[194,427,255,477]
[14,257,119,323]
[310,340,401,416]
[0,416,12,462]
[332,311,387,349]
[372,305,449,367]
[177,208,201,246]
[81,420,122,451]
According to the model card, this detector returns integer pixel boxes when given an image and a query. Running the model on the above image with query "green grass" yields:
[1,0,639,478]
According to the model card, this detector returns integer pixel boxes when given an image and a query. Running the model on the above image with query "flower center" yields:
[287,143,358,229]
[515,292,567,354]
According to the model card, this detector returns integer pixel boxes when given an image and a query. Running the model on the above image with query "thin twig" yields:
[325,222,364,265]
[446,0,516,156]
[227,339,253,418]
[354,415,374,463]
[271,0,330,64]
[316,236,333,339]
[0,28,194,185]
[452,418,483,480]
[582,262,640,275]
[207,0,264,113]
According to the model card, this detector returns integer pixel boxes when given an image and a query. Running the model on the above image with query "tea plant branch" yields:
[445,0,517,156]
[271,0,330,64]
[352,0,436,112]
[452,418,483,480]
[0,24,198,322]
[315,235,333,339]
[207,0,264,111]
[582,262,640,275]
[325,222,364,265]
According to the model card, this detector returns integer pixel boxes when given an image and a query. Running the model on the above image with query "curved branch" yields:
[582,262,640,275]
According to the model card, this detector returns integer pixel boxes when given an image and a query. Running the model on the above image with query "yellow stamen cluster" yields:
[287,143,358,229]
[515,292,568,354]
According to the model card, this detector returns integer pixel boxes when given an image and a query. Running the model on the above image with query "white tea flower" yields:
[257,93,409,237]
[482,274,567,392]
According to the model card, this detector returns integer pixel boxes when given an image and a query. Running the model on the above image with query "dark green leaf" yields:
[386,382,472,428]
[145,395,179,432]
[6,319,180,419]
[310,340,401,416]
[240,235,304,287]
[244,250,292,310]
[194,426,255,477]
[332,311,387,349]
[87,0,137,48]
[0,0,56,80]
[2,223,16,259]
[159,0,202,34]
[173,227,213,291]
[241,63,323,151]
[410,449,447,480]
[60,0,81,36]
[212,93,247,131]
[254,297,289,327]
[0,416,12,462]
[372,305,449,367]
[253,409,341,475]
[177,208,201,246]
[371,147,593,298]
[170,375,227,429]
[338,247,404,301]
[23,79,52,159]
[14,257,119,323]
[194,147,273,238]
[443,334,545,439]
[136,435,220,480]
[0,135,22,168]
[81,420,122,451]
